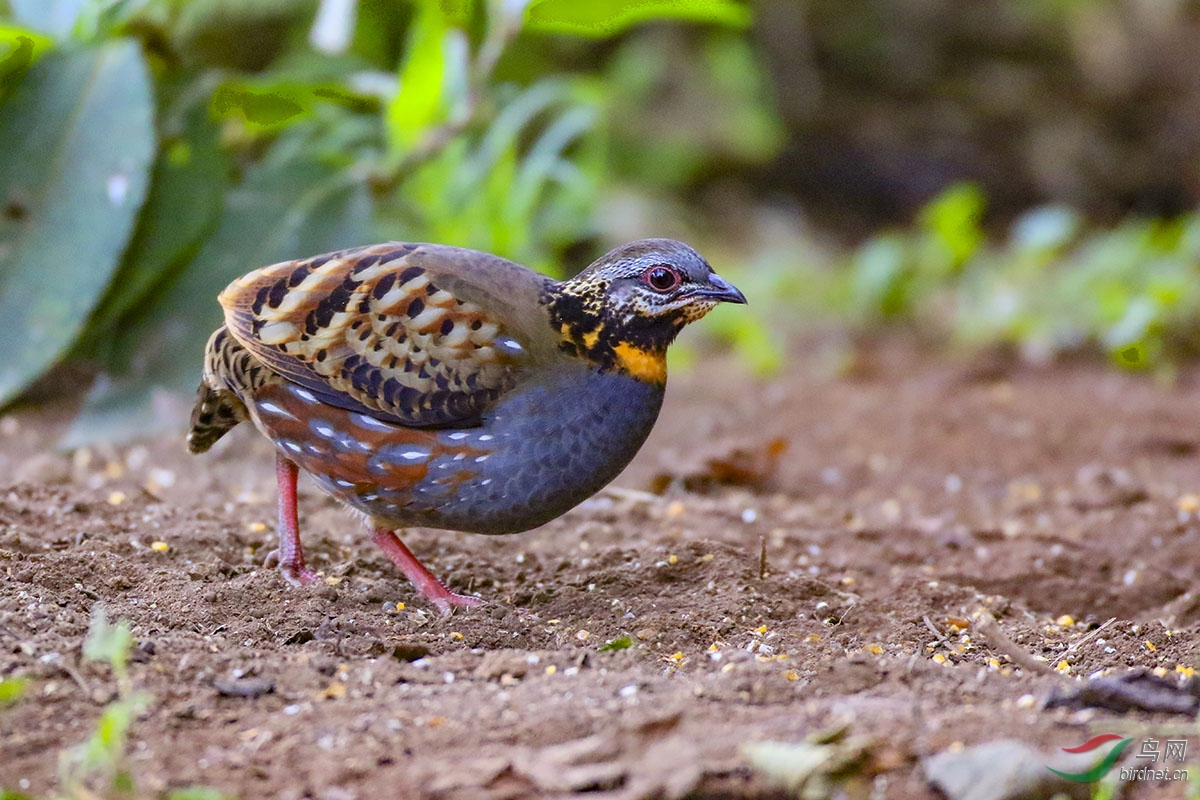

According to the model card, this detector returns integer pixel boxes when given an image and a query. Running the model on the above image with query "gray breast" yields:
[397,367,664,533]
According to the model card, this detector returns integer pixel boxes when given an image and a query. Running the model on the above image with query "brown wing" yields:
[219,242,538,428]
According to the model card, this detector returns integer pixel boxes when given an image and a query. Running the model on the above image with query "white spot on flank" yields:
[293,388,319,403]
[400,450,427,461]
[480,479,492,486]
[474,455,489,463]
[453,454,465,461]
[477,434,494,442]
[257,401,292,418]
[352,413,393,431]
[281,441,302,454]
[495,336,524,356]
[447,432,469,440]
[314,423,335,437]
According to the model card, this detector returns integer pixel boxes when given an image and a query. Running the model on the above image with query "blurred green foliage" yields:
[769,182,1200,373]
[0,0,766,444]
[5,0,1197,449]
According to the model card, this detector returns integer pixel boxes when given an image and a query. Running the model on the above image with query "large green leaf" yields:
[0,41,154,407]
[85,91,228,351]
[64,153,372,446]
[524,0,751,38]
[8,0,88,39]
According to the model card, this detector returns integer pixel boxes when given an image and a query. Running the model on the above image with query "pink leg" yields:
[371,527,482,616]
[263,453,319,586]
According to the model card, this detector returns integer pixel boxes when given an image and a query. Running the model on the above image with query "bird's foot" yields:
[370,527,483,617]
[263,549,320,586]
[426,588,484,617]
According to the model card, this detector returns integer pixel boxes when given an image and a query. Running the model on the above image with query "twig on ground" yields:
[1058,617,1117,659]
[974,612,1061,678]
[923,615,949,647]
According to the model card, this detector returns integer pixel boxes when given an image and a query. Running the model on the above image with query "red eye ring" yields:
[643,265,680,292]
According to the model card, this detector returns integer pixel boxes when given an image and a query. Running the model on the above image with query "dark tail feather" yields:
[186,382,246,453]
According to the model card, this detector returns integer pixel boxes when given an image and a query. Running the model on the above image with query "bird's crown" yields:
[542,239,746,383]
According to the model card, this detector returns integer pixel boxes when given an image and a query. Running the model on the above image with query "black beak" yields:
[695,273,747,304]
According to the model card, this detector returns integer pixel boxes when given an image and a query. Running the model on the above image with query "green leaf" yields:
[82,607,133,675]
[850,234,909,318]
[85,91,228,349]
[0,25,55,98]
[64,151,372,446]
[60,690,151,789]
[918,182,984,271]
[599,635,633,652]
[0,41,154,408]
[525,0,751,38]
[1010,206,1080,253]
[0,676,28,706]
[8,0,88,39]
[167,789,231,800]
[387,1,466,155]
[210,83,309,131]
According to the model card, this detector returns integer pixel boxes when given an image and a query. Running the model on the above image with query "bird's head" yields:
[544,239,746,383]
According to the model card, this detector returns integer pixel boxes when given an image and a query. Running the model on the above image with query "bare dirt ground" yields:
[3,338,1200,799]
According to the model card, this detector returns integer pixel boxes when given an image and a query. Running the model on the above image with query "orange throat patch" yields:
[612,342,667,384]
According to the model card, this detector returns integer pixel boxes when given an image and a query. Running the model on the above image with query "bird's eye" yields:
[643,265,680,293]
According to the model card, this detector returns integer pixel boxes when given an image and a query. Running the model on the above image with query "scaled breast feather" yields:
[219,243,527,428]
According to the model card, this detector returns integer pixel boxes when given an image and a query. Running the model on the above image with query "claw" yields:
[263,548,320,586]
[371,527,481,616]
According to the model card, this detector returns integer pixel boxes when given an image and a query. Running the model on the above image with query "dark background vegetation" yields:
[3,0,1200,436]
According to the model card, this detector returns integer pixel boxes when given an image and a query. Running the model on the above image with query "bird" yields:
[187,239,746,614]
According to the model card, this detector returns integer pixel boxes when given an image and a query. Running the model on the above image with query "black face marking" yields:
[541,239,733,380]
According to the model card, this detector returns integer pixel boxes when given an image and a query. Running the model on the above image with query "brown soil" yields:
[2,339,1199,798]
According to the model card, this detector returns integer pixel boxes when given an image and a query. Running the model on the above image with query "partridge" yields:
[187,239,745,613]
